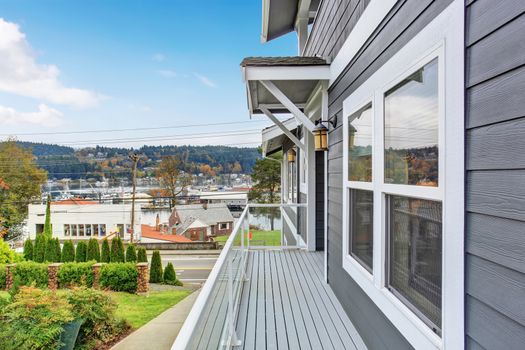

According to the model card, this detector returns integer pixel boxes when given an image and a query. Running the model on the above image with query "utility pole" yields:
[129,153,140,243]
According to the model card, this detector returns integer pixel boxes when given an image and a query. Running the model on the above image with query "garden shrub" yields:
[137,247,148,263]
[87,238,101,262]
[22,240,33,261]
[110,237,125,263]
[66,287,129,348]
[101,239,110,263]
[0,286,73,350]
[11,261,48,289]
[149,250,163,283]
[33,234,47,263]
[99,263,138,293]
[76,241,87,262]
[44,237,61,262]
[0,239,15,264]
[58,261,95,288]
[125,244,137,262]
[163,262,182,286]
[61,240,75,262]
[0,265,6,290]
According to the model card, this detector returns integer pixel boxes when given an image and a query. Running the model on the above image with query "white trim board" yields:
[340,1,464,349]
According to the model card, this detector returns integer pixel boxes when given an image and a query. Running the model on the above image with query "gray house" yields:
[173,1,525,349]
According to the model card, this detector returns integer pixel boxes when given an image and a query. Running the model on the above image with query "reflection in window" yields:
[349,189,373,272]
[93,224,99,237]
[384,59,439,186]
[387,195,442,333]
[100,224,106,236]
[72,225,77,236]
[86,224,92,236]
[348,103,373,182]
[78,224,85,236]
[64,224,70,236]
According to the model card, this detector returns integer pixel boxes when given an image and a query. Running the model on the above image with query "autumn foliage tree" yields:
[0,139,47,240]
[156,156,191,208]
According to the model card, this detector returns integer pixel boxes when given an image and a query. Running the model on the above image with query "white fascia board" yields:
[330,0,397,85]
[244,65,330,81]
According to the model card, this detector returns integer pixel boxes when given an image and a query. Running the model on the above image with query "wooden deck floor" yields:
[235,250,367,350]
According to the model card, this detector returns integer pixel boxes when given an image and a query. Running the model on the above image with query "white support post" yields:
[260,105,305,152]
[259,80,317,132]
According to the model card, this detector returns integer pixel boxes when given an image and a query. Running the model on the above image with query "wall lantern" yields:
[314,117,337,152]
[287,148,296,163]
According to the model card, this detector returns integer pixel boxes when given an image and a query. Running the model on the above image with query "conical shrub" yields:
[44,237,61,262]
[110,237,124,262]
[149,250,163,283]
[87,238,100,262]
[101,239,110,263]
[163,262,181,286]
[75,241,87,262]
[125,244,137,262]
[137,247,148,263]
[61,240,75,262]
[23,240,33,261]
[33,234,47,263]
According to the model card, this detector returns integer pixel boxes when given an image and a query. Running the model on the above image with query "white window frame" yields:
[341,2,464,349]
[219,222,228,230]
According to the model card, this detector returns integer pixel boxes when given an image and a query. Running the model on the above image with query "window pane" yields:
[384,59,439,186]
[86,224,92,236]
[388,195,442,333]
[100,224,106,236]
[93,224,99,237]
[64,224,70,236]
[72,225,77,236]
[79,224,85,236]
[349,189,373,272]
[348,104,372,182]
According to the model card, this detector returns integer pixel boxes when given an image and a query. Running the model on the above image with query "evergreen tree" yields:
[23,240,33,261]
[101,239,110,263]
[75,241,87,262]
[137,247,148,263]
[44,238,60,262]
[86,238,100,262]
[33,234,47,263]
[125,244,137,262]
[110,237,124,262]
[149,250,163,283]
[163,262,181,286]
[61,240,75,262]
[43,195,52,238]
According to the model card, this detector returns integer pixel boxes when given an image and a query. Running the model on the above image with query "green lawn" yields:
[110,290,193,328]
[215,230,281,246]
[0,289,192,330]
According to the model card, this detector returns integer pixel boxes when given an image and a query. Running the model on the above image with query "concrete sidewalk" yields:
[111,290,200,350]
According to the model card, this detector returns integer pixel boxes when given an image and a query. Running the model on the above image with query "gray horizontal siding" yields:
[466,0,525,348]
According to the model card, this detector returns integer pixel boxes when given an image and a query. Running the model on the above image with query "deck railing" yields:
[172,203,307,350]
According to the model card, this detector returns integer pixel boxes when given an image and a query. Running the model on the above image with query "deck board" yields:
[235,250,367,350]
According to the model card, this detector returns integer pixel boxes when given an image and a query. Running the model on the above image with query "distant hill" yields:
[17,142,261,180]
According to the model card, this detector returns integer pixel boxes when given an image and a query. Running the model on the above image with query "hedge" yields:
[23,240,33,261]
[87,238,101,262]
[11,261,48,289]
[58,261,95,288]
[99,263,138,293]
[137,247,148,263]
[149,251,163,283]
[76,241,87,262]
[61,240,75,262]
[101,239,111,263]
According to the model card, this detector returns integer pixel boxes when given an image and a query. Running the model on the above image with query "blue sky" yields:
[0,0,296,147]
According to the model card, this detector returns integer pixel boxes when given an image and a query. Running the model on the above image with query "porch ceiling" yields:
[261,117,298,156]
[261,0,321,42]
[241,56,329,115]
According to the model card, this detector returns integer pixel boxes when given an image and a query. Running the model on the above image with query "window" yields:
[349,189,373,272]
[387,195,442,332]
[100,224,106,236]
[72,225,77,236]
[117,224,124,237]
[93,224,99,237]
[348,103,373,182]
[219,223,228,230]
[64,224,71,236]
[86,224,92,236]
[78,224,85,236]
[287,159,297,203]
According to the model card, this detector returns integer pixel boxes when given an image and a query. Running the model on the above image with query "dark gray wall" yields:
[315,151,325,251]
[465,1,525,349]
[307,0,454,348]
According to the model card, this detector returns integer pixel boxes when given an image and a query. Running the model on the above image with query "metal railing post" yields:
[227,253,241,347]
[247,206,250,251]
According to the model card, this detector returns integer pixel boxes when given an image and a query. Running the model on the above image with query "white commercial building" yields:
[27,199,142,241]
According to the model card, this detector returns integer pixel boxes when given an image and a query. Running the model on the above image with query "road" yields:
[146,251,219,284]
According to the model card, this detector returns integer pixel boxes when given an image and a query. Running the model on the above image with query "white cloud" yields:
[0,18,104,108]
[152,53,166,62]
[0,104,63,126]
[194,73,216,88]
[157,69,177,78]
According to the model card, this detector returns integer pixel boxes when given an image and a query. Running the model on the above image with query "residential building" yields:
[168,203,234,241]
[140,224,192,243]
[174,1,525,349]
[27,198,142,241]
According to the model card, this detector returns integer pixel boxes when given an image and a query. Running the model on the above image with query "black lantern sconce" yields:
[314,116,337,151]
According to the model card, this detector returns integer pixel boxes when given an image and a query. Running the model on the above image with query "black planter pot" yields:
[58,319,84,350]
